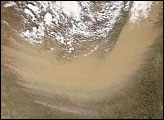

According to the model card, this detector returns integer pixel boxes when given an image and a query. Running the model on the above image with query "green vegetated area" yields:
[98,10,163,119]
[131,8,163,119]
[129,26,163,119]
[134,26,163,119]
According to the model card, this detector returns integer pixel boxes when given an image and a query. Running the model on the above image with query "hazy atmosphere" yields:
[1,1,163,119]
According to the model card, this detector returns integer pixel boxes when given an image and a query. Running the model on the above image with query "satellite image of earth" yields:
[1,1,163,119]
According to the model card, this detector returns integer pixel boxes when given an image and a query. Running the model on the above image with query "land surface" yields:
[1,1,163,119]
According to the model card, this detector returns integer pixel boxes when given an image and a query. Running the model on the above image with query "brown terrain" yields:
[1,1,163,119]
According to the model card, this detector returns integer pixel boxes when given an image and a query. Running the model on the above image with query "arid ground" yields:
[1,1,163,119]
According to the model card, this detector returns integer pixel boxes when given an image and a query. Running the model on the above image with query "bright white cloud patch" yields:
[129,1,153,23]
[7,1,154,54]
[26,3,40,14]
[4,1,131,53]
[56,1,82,20]
[3,1,16,8]
[44,13,53,25]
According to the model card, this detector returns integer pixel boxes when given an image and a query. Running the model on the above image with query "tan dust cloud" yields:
[2,3,162,102]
